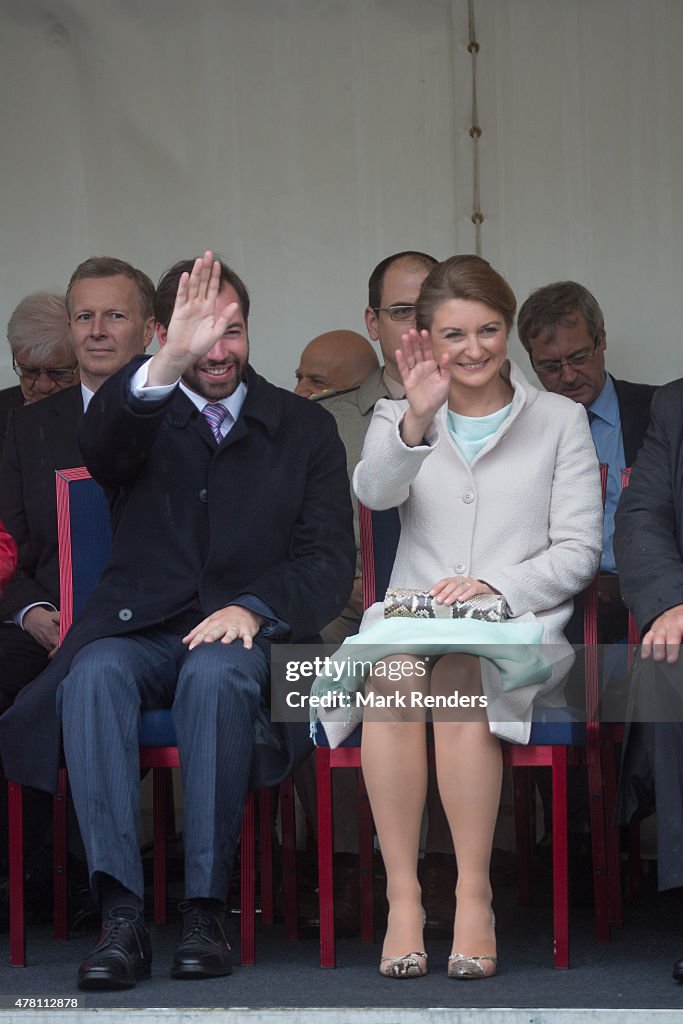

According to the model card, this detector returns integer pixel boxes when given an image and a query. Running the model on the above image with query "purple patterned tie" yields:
[201,402,228,443]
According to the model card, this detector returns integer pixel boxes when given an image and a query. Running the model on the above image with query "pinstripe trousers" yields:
[57,629,268,902]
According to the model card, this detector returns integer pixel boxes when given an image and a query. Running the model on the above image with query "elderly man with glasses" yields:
[0,291,78,442]
[516,280,659,883]
[518,280,657,588]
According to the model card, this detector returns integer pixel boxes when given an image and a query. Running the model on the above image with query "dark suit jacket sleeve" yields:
[80,359,356,642]
[614,381,683,633]
[79,356,174,487]
[612,377,658,468]
[238,407,356,641]
[0,410,56,615]
[0,386,23,453]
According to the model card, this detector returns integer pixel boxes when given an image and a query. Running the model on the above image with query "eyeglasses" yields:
[372,304,416,322]
[531,335,600,377]
[13,358,78,384]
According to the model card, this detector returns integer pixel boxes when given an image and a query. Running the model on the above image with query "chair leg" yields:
[152,768,172,924]
[8,781,25,967]
[601,725,623,927]
[53,768,69,940]
[512,767,535,906]
[627,821,642,904]
[240,792,256,966]
[258,789,274,926]
[585,727,611,943]
[279,778,299,940]
[551,748,569,969]
[316,748,335,968]
[358,769,374,942]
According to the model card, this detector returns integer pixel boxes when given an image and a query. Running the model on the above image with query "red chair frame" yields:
[317,474,610,969]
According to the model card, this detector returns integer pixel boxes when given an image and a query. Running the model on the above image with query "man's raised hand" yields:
[146,251,238,386]
[166,251,237,360]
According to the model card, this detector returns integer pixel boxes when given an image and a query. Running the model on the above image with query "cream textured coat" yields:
[353,360,604,743]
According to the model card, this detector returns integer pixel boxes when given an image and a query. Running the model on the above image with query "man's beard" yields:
[181,356,246,401]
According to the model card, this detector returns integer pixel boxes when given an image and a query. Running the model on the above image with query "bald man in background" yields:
[294,330,379,399]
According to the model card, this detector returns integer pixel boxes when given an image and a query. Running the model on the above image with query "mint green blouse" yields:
[447,402,513,463]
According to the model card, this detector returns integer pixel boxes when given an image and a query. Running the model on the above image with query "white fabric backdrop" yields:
[0,0,681,390]
[477,0,683,382]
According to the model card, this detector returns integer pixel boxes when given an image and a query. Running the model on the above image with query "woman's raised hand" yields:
[397,329,450,423]
[396,329,450,446]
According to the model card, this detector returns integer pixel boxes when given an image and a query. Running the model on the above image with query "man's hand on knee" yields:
[183,606,264,651]
[641,604,683,663]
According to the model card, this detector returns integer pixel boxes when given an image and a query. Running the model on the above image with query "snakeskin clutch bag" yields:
[384,587,508,622]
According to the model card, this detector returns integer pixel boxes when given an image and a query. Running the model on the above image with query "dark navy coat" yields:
[0,357,355,791]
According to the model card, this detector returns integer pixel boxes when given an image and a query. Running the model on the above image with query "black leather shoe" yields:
[77,907,151,990]
[673,958,683,982]
[171,900,232,979]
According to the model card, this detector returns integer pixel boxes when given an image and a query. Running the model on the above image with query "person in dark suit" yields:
[0,260,155,926]
[0,291,77,444]
[614,380,683,981]
[0,251,355,990]
[0,260,155,712]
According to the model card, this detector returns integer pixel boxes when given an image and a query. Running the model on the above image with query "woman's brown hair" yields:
[415,255,516,333]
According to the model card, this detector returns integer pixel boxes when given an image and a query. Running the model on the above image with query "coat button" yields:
[118,608,133,622]
[463,491,475,504]
[454,562,466,574]
[198,488,208,502]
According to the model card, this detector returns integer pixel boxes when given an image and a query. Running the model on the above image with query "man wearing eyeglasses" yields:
[0,291,77,443]
[309,250,438,642]
[518,280,657,593]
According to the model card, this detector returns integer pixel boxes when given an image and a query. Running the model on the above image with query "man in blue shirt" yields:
[517,280,658,873]
[518,280,657,640]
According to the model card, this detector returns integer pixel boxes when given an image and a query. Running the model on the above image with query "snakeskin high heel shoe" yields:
[447,952,497,979]
[379,950,428,979]
[379,908,428,978]
[448,909,496,979]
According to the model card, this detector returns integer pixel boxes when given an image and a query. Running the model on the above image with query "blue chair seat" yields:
[528,706,586,746]
[138,709,177,747]
[312,720,360,749]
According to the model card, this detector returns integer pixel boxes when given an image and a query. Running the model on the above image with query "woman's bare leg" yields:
[361,656,428,967]
[430,654,501,965]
